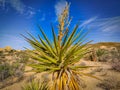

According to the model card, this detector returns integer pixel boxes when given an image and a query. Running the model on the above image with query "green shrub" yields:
[0,62,24,81]
[16,51,29,63]
[22,79,48,90]
[96,49,108,61]
[0,63,13,81]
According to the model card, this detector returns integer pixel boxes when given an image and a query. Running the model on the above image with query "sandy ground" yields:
[1,60,120,90]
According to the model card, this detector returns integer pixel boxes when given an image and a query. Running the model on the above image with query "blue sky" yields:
[0,0,120,50]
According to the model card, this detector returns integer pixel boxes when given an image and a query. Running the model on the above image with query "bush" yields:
[96,49,108,62]
[111,62,120,72]
[84,49,108,62]
[15,51,29,63]
[97,75,120,90]
[0,62,24,81]
[0,63,13,81]
[22,79,48,90]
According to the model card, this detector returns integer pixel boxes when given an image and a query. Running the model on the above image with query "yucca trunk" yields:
[50,68,82,90]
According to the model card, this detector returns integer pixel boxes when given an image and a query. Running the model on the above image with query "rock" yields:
[4,46,12,51]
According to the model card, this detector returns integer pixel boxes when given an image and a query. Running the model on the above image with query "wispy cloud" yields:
[73,16,120,42]
[55,0,67,16]
[80,16,97,27]
[86,16,120,42]
[0,0,25,14]
[25,6,36,18]
[9,0,25,14]
[0,0,36,18]
[88,16,120,34]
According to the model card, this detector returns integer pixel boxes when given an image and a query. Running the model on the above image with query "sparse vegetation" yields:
[0,58,25,89]
[0,62,24,79]
[0,63,13,81]
[22,79,48,90]
[111,61,120,72]
[0,1,119,90]
[97,75,120,90]
[15,51,30,63]
[89,49,97,61]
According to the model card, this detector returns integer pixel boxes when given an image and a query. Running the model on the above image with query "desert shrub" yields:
[0,62,24,81]
[90,50,97,61]
[96,49,106,57]
[0,51,4,58]
[116,46,120,55]
[0,62,21,81]
[96,49,108,62]
[86,48,119,62]
[0,63,12,81]
[0,51,3,55]
[15,51,29,63]
[84,49,108,62]
[110,50,120,62]
[111,62,120,72]
[22,79,48,90]
[97,75,120,90]
[19,55,29,63]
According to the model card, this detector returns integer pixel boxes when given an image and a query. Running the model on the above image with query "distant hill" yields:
[0,42,120,51]
[91,42,120,49]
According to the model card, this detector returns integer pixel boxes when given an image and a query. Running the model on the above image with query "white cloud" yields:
[55,0,67,16]
[80,16,97,27]
[9,0,25,14]
[83,16,120,42]
[88,16,120,34]
[25,7,36,18]
[0,0,25,14]
[0,0,36,18]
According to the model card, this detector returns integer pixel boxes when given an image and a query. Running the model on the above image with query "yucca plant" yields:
[22,2,100,90]
[22,79,48,90]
